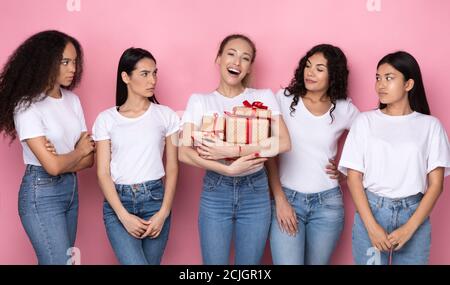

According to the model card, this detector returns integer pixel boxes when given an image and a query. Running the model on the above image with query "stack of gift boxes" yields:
[193,101,271,153]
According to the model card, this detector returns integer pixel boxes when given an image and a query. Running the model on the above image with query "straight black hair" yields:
[377,51,430,115]
[116,47,159,107]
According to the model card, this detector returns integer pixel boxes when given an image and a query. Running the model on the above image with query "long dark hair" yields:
[284,44,348,122]
[377,51,430,115]
[0,30,83,140]
[216,34,257,87]
[116,47,159,107]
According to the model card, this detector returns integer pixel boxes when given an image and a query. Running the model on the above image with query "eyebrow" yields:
[306,60,327,68]
[376,72,395,76]
[139,68,157,73]
[227,48,252,57]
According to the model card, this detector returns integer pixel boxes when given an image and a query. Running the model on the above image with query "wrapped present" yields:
[200,113,225,140]
[225,113,270,145]
[225,100,271,145]
[232,100,271,119]
[191,131,217,146]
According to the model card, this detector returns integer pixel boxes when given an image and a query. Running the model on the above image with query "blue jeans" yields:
[352,190,431,265]
[270,186,344,265]
[103,179,171,265]
[198,169,271,265]
[18,165,78,265]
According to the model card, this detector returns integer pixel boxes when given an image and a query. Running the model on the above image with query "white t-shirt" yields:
[14,89,87,166]
[276,89,360,193]
[93,103,180,185]
[181,88,280,176]
[339,109,450,198]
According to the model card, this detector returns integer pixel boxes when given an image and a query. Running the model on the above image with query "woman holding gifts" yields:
[339,51,450,265]
[93,48,179,265]
[267,44,359,264]
[179,34,291,265]
[0,30,95,264]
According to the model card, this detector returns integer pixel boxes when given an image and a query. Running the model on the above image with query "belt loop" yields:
[402,198,408,208]
[143,182,148,192]
[377,196,383,209]
[318,192,323,205]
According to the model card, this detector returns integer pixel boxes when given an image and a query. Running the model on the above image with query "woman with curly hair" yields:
[0,30,95,264]
[267,44,359,264]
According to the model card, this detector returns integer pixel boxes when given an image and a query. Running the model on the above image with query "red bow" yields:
[242,100,268,110]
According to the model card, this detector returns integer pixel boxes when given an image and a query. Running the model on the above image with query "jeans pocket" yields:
[202,175,219,192]
[323,193,344,210]
[149,185,164,201]
[35,174,63,187]
[250,174,269,192]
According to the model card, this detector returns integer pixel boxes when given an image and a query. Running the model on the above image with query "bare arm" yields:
[142,133,179,239]
[347,169,392,251]
[195,115,291,160]
[388,167,444,250]
[96,140,149,238]
[179,123,267,176]
[266,157,298,235]
[26,133,94,176]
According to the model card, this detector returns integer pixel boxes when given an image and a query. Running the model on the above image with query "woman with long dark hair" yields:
[0,30,94,264]
[93,48,179,264]
[339,51,450,264]
[267,44,359,264]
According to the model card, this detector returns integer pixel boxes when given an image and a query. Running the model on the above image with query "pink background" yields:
[1,0,449,264]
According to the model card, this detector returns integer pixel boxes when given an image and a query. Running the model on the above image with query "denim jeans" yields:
[198,169,271,265]
[352,190,431,265]
[269,186,344,265]
[103,179,170,265]
[18,165,78,265]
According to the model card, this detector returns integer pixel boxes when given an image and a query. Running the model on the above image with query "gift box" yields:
[200,113,225,140]
[225,113,270,145]
[232,100,272,119]
[191,131,218,146]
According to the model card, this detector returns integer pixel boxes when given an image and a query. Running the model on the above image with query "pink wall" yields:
[1,0,449,264]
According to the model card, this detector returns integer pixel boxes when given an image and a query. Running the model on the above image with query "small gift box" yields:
[200,113,225,140]
[225,100,271,145]
[232,100,272,118]
[191,131,217,146]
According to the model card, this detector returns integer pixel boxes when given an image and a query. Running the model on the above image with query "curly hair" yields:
[284,44,348,122]
[0,30,83,140]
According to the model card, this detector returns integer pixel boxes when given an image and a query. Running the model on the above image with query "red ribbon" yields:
[242,100,268,110]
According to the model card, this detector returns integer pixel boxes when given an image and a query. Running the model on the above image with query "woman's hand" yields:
[194,133,237,160]
[118,212,150,239]
[367,222,392,252]
[226,153,267,176]
[326,158,343,180]
[141,211,168,239]
[275,196,298,236]
[75,133,95,156]
[387,224,415,251]
[45,138,56,155]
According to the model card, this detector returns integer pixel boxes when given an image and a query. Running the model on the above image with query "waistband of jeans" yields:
[365,189,423,208]
[205,168,266,183]
[25,164,75,176]
[115,178,163,192]
[283,186,341,199]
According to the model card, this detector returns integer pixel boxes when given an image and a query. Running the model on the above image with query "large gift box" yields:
[225,101,271,145]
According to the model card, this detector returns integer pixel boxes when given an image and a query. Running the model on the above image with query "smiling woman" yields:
[178,34,291,265]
